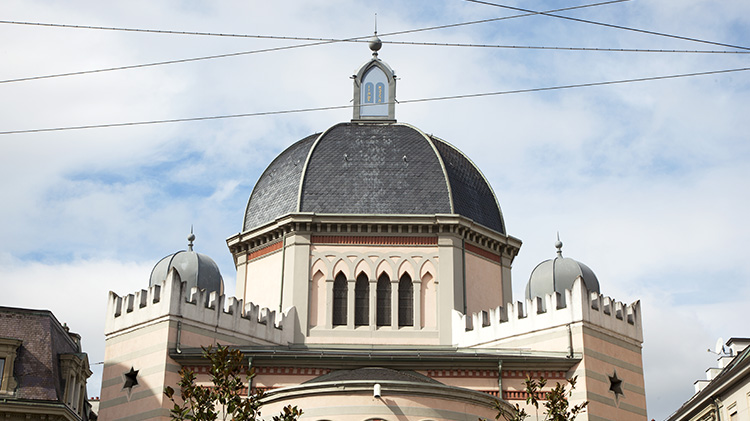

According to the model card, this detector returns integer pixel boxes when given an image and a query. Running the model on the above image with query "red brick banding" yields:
[247,241,283,260]
[312,235,437,246]
[465,243,501,263]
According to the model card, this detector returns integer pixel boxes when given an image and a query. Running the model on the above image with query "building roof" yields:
[149,233,224,295]
[0,307,88,402]
[243,122,506,234]
[525,238,600,300]
[667,341,750,420]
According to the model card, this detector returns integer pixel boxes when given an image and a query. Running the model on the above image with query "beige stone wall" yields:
[260,382,504,421]
[99,319,175,420]
[100,276,295,420]
[464,251,504,315]
[244,248,284,311]
[579,326,647,420]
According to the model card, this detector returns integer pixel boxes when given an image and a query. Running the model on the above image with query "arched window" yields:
[376,273,391,326]
[398,273,413,327]
[333,272,347,326]
[355,273,369,326]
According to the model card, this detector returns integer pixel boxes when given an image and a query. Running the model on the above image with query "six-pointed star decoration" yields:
[609,370,624,399]
[123,367,139,390]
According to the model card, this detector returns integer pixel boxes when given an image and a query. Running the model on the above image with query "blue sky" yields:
[1,1,749,419]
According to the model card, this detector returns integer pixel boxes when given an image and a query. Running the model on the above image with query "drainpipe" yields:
[497,360,503,398]
[461,238,467,314]
[247,357,254,398]
[714,398,722,421]
[567,323,574,358]
[176,321,182,354]
[278,233,288,313]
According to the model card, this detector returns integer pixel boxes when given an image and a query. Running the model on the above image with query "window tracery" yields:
[355,273,369,326]
[333,272,348,326]
[399,273,414,327]
[377,274,391,326]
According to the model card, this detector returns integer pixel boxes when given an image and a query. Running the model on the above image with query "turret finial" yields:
[369,14,382,57]
[555,232,563,257]
[188,226,195,252]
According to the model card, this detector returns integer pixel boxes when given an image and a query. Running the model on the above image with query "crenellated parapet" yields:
[105,268,296,345]
[453,277,642,347]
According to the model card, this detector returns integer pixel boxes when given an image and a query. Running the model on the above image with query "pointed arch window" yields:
[376,273,391,326]
[355,273,369,326]
[398,273,413,327]
[333,272,347,326]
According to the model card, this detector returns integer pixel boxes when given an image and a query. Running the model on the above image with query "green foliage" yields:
[489,376,587,421]
[164,345,302,421]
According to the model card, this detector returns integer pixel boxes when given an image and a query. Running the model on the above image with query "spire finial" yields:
[369,14,382,57]
[188,226,195,251]
[555,232,563,257]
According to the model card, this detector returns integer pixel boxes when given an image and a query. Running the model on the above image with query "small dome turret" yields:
[525,237,599,300]
[149,231,224,295]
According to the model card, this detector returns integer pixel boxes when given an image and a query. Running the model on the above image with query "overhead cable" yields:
[1,66,747,136]
[0,0,632,85]
[0,1,628,39]
[462,0,750,51]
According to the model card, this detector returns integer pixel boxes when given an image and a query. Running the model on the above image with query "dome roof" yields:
[525,238,600,300]
[149,233,224,295]
[243,122,506,234]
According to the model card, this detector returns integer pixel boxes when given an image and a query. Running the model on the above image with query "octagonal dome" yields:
[525,238,600,300]
[243,122,506,234]
[149,234,224,295]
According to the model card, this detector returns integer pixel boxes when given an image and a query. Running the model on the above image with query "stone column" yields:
[325,278,333,329]
[369,278,377,331]
[391,278,399,330]
[413,278,422,329]
[347,278,355,329]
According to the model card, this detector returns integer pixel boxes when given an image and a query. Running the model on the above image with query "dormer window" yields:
[0,338,22,396]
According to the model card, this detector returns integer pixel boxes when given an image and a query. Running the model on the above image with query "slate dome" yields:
[525,238,600,300]
[243,122,506,234]
[149,233,224,295]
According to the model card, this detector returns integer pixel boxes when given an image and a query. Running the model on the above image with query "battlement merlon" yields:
[453,277,642,347]
[104,269,296,345]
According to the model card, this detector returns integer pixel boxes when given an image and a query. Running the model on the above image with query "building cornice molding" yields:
[170,344,579,372]
[228,213,521,265]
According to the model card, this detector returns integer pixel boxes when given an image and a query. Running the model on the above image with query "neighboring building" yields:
[99,40,647,420]
[667,338,750,421]
[0,306,94,420]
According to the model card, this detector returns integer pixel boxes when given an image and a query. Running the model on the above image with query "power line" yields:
[0,39,742,86]
[2,66,747,136]
[385,40,747,54]
[0,1,628,40]
[0,0,633,85]
[462,0,750,51]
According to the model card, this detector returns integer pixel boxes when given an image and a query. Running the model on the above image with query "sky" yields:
[0,1,748,419]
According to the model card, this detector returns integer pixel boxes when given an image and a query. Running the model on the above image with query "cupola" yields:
[351,32,397,122]
[149,231,224,295]
[525,236,600,301]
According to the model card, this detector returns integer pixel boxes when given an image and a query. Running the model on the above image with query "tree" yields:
[164,344,302,421]
[493,376,588,421]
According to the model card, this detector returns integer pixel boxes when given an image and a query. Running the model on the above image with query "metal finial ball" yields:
[188,233,196,242]
[555,240,563,249]
[369,35,382,52]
